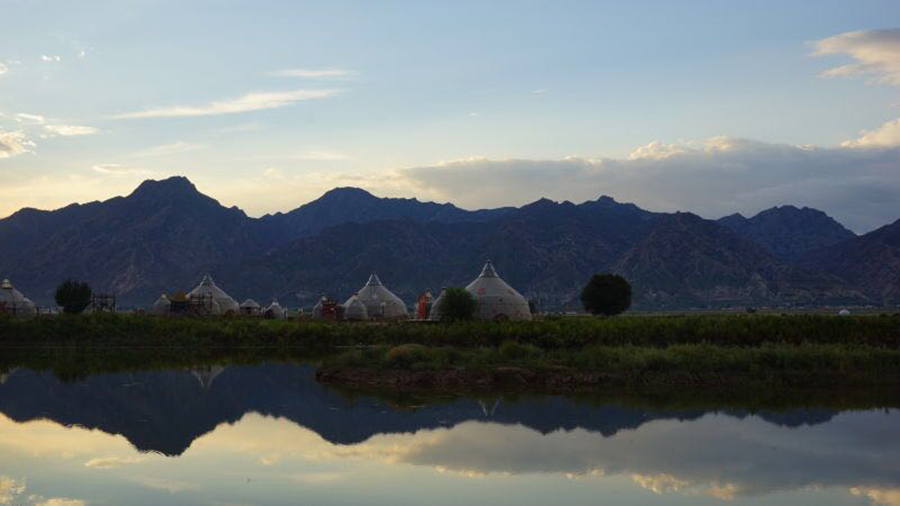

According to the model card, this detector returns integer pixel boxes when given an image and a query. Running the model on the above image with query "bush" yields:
[580,274,632,316]
[54,279,93,314]
[436,287,478,322]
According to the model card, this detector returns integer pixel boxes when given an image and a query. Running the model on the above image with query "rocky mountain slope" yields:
[718,206,855,263]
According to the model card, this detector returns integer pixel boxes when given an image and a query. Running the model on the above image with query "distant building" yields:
[239,299,261,316]
[265,300,288,320]
[428,287,448,321]
[0,279,37,318]
[342,294,369,321]
[312,296,339,320]
[187,274,239,316]
[151,294,172,315]
[356,273,408,320]
[416,291,434,320]
[465,261,532,321]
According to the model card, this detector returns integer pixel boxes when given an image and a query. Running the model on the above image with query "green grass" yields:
[3,313,900,390]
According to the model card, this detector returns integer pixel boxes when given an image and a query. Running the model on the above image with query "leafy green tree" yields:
[54,279,93,314]
[436,287,478,322]
[580,274,631,316]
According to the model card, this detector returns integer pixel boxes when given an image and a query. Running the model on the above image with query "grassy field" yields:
[2,313,899,390]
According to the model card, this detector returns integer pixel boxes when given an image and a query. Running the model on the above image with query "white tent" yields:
[312,297,327,319]
[240,299,261,315]
[428,288,448,321]
[187,274,239,315]
[266,300,287,320]
[0,279,37,318]
[465,261,532,321]
[151,294,171,315]
[343,294,369,321]
[356,273,408,319]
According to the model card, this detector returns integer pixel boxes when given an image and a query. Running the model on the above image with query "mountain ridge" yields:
[0,176,893,309]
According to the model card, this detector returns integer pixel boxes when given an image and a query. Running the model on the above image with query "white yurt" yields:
[312,297,327,319]
[428,288,448,321]
[0,279,37,318]
[343,294,370,321]
[266,300,288,320]
[188,274,239,315]
[465,261,532,321]
[356,273,408,319]
[240,299,261,316]
[838,308,851,316]
[151,294,172,315]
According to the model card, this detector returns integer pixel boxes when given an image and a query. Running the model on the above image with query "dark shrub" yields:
[580,274,632,316]
[54,279,93,314]
[437,287,478,322]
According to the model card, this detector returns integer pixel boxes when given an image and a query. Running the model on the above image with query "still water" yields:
[0,363,897,506]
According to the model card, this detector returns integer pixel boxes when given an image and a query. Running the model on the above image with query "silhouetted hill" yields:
[718,206,855,263]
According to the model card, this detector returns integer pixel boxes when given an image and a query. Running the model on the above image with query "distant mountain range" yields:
[0,176,896,310]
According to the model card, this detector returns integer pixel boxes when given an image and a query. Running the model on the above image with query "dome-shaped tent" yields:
[240,299,261,316]
[151,294,171,316]
[356,274,408,319]
[188,274,239,315]
[312,297,326,319]
[266,300,287,320]
[343,294,369,321]
[428,288,448,321]
[465,261,532,321]
[0,279,37,318]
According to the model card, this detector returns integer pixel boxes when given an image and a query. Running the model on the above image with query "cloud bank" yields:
[0,130,33,158]
[397,130,900,233]
[115,89,341,119]
[813,28,900,85]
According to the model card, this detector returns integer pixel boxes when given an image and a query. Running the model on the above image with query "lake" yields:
[0,363,897,505]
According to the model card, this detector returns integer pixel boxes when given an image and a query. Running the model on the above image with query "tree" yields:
[55,279,93,314]
[436,287,478,322]
[580,274,631,316]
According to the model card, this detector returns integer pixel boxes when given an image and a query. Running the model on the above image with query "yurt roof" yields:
[0,278,28,304]
[240,299,261,309]
[357,273,408,318]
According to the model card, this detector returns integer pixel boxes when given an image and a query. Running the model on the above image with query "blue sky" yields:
[1,0,899,231]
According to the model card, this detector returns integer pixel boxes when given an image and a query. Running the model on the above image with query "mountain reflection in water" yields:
[0,363,897,506]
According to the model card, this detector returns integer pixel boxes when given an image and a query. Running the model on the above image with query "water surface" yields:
[0,363,897,505]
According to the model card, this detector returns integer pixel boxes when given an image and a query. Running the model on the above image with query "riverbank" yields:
[2,313,899,390]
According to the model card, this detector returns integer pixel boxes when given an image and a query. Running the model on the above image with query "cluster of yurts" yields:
[151,261,533,321]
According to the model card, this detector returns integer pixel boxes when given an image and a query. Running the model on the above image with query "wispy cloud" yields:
[85,456,143,469]
[0,129,34,158]
[0,63,7,76]
[132,141,204,157]
[114,89,341,119]
[41,54,61,62]
[43,124,99,136]
[91,163,151,176]
[812,28,900,85]
[14,113,98,137]
[270,68,357,78]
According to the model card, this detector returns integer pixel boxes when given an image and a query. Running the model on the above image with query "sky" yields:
[0,0,899,233]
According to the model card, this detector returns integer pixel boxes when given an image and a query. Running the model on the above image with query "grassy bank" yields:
[2,313,900,391]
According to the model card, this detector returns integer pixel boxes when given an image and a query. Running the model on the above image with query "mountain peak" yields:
[318,187,376,201]
[130,176,200,199]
